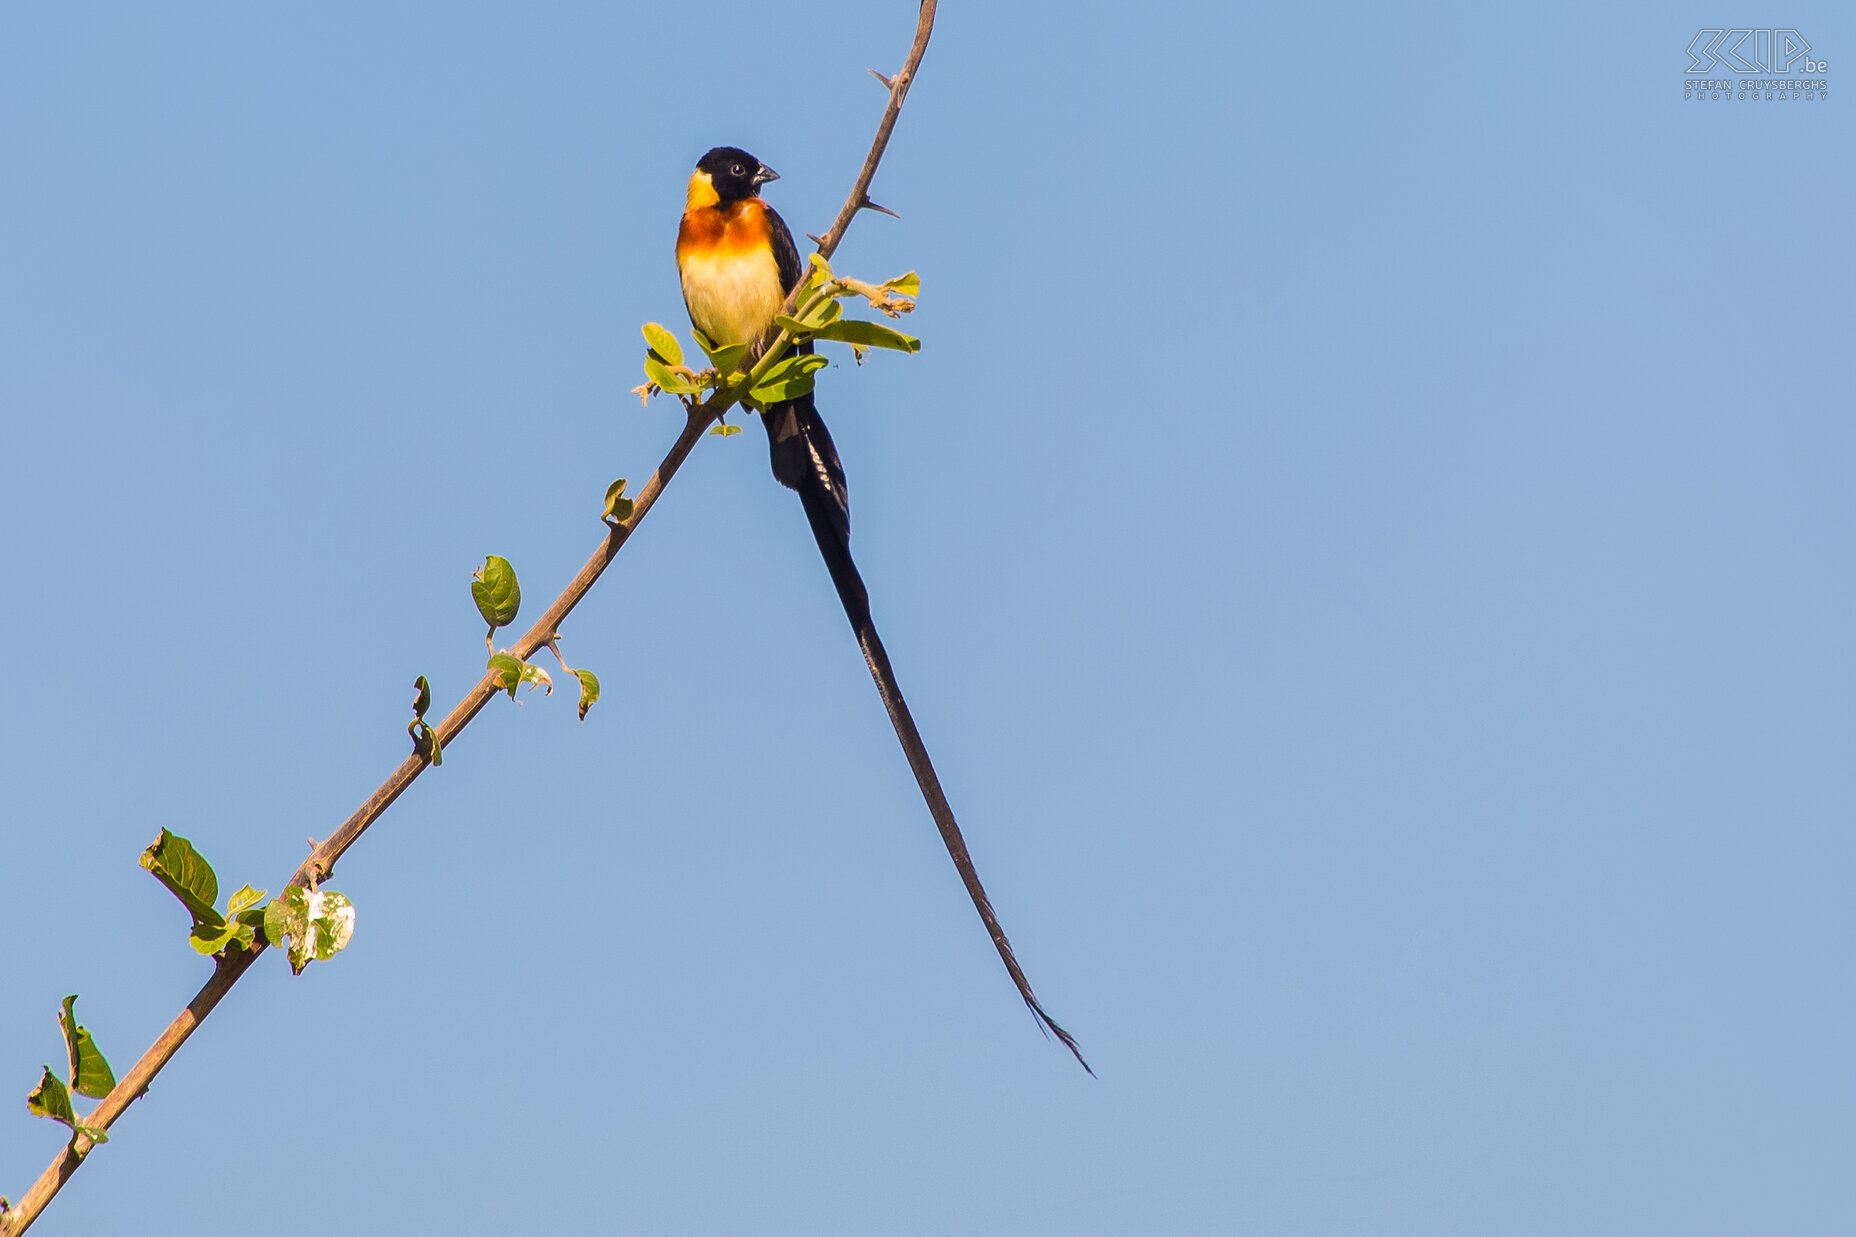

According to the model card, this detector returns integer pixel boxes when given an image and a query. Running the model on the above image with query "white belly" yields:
[680,249,783,348]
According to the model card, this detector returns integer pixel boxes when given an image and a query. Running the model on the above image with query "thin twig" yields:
[814,0,937,262]
[0,4,939,1230]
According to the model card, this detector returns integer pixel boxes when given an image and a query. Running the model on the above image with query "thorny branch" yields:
[0,4,938,1232]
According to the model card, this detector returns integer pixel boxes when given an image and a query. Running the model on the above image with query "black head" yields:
[694,146,779,203]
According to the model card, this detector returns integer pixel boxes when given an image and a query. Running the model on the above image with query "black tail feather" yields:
[763,353,850,539]
[765,398,1091,1074]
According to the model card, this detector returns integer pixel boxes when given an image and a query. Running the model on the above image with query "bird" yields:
[676,146,1088,1072]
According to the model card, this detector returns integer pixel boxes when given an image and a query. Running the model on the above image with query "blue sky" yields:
[2,3,1851,1233]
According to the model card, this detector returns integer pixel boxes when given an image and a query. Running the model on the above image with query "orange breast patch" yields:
[677,199,784,348]
[677,198,776,262]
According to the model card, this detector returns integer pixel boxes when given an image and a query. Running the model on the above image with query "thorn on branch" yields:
[861,196,901,220]
[868,68,894,88]
[806,231,826,247]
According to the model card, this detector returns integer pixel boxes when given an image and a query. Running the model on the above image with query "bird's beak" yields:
[753,164,780,186]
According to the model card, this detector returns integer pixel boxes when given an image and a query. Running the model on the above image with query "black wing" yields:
[760,202,849,535]
[766,202,804,296]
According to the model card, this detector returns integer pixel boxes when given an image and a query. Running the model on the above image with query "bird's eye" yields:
[731,163,745,178]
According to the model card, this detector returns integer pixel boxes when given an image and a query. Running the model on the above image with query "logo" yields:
[1684,28,1829,101]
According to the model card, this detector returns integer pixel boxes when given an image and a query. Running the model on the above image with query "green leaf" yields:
[409,677,442,765]
[487,651,524,698]
[140,830,222,928]
[750,353,829,404]
[472,556,521,632]
[752,372,816,403]
[226,884,267,917]
[711,343,750,375]
[641,322,684,367]
[793,257,833,304]
[27,1067,81,1133]
[774,299,844,337]
[643,355,702,396]
[58,997,115,1100]
[410,718,442,765]
[188,920,239,955]
[263,887,356,976]
[708,423,742,437]
[485,651,549,698]
[808,319,921,353]
[759,354,827,384]
[698,339,749,377]
[689,327,715,354]
[602,479,635,526]
[190,891,262,953]
[574,669,600,721]
[881,270,921,297]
